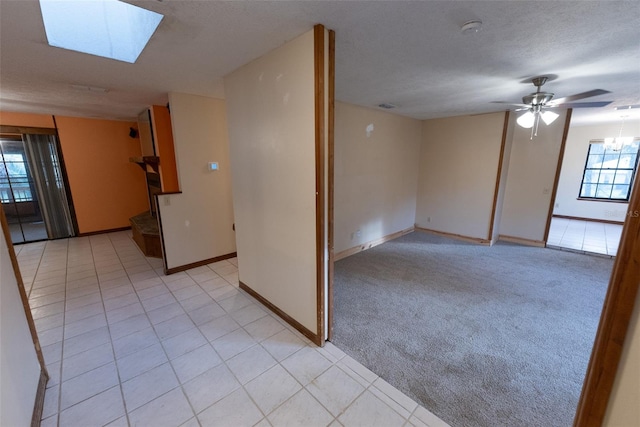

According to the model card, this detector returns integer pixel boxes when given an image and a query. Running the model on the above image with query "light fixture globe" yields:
[516,111,535,128]
[541,111,559,125]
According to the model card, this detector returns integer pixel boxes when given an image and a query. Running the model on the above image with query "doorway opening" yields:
[0,133,75,244]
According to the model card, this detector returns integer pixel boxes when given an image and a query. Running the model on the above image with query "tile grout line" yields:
[110,231,201,426]
[54,238,69,425]
[93,233,134,427]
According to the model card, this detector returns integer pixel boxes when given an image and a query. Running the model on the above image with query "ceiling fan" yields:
[497,76,612,139]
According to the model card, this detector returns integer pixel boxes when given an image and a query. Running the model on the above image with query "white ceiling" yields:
[1,0,639,125]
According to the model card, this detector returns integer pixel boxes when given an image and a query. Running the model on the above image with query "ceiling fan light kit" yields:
[501,75,613,139]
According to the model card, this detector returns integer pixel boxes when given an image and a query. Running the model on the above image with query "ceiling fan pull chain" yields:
[530,111,540,140]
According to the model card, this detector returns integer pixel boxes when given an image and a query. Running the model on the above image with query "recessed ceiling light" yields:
[378,103,397,109]
[39,0,163,63]
[461,20,482,35]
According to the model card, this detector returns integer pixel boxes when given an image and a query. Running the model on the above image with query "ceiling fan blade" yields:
[548,101,613,109]
[491,101,530,108]
[549,89,611,105]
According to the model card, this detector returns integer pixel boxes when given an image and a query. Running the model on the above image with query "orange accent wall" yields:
[0,111,55,128]
[1,110,149,234]
[150,105,180,192]
[54,116,149,234]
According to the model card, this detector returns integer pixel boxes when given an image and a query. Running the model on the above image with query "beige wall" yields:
[334,102,421,253]
[554,120,640,222]
[416,113,505,240]
[604,283,640,426]
[156,92,236,270]
[499,111,568,242]
[224,29,320,335]
[1,222,41,426]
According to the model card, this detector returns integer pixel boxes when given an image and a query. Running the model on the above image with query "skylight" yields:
[39,0,163,63]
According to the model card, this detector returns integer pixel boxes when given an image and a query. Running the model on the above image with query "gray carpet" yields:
[332,231,612,427]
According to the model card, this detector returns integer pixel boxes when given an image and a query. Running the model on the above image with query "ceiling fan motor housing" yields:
[523,92,554,106]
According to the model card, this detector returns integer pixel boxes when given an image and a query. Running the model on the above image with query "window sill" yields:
[577,197,629,204]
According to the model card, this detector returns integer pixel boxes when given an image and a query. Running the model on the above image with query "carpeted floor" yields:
[332,231,613,427]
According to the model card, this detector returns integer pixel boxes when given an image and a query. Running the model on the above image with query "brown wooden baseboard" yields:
[239,281,322,347]
[553,214,624,225]
[334,227,414,261]
[77,226,131,237]
[165,252,237,275]
[498,234,546,248]
[30,368,48,427]
[416,227,491,245]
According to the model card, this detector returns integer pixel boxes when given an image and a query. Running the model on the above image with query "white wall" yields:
[604,282,640,426]
[1,225,41,426]
[224,29,320,335]
[157,92,236,270]
[334,102,421,253]
[554,120,640,222]
[499,111,568,242]
[416,113,506,240]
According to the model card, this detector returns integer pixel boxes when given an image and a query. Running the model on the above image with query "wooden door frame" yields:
[314,24,335,344]
[573,158,640,425]
[534,108,639,425]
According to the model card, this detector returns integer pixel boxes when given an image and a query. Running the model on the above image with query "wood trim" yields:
[544,108,572,242]
[488,111,510,241]
[0,205,49,409]
[77,225,131,237]
[164,252,237,275]
[0,125,56,135]
[553,214,624,226]
[240,281,321,346]
[416,227,491,245]
[574,175,640,426]
[314,23,326,344]
[327,29,335,341]
[335,227,415,261]
[155,193,170,273]
[497,234,546,248]
[31,369,48,427]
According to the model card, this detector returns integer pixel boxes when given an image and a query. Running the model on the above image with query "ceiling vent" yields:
[378,103,397,109]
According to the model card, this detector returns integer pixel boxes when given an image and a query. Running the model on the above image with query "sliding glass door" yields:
[0,133,74,243]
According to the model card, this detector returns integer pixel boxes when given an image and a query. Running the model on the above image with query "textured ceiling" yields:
[1,0,639,125]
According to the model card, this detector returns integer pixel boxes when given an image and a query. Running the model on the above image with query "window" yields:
[0,153,33,203]
[579,139,640,201]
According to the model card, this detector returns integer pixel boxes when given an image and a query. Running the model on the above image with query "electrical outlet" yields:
[427,217,431,223]
[164,196,171,206]
[356,229,361,238]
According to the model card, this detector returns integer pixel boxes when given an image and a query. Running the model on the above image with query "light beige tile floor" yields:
[547,217,622,257]
[15,231,448,427]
